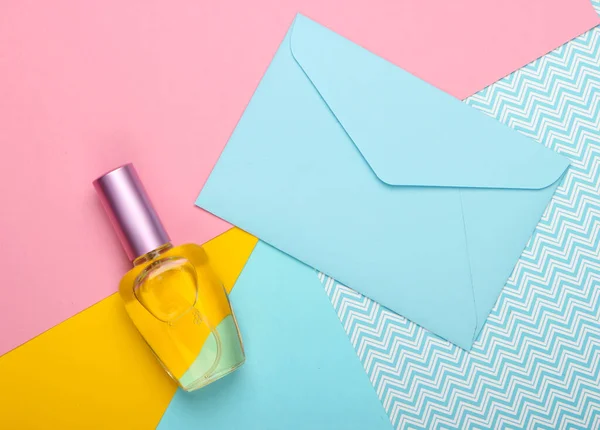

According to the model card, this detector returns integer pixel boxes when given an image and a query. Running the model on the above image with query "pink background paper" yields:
[0,0,598,356]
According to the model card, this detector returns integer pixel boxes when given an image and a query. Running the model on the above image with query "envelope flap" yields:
[289,15,569,189]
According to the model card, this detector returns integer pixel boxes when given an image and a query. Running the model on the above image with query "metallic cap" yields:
[93,163,170,261]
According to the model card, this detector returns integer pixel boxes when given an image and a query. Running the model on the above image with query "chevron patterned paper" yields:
[319,3,600,428]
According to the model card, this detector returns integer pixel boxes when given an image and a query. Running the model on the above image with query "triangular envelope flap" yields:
[289,14,569,189]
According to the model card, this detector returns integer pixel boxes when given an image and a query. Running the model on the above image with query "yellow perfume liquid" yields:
[121,243,245,391]
[93,163,245,392]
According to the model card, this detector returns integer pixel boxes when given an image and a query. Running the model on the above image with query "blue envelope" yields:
[197,14,570,350]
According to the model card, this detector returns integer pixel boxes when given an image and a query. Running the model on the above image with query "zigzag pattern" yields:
[320,4,600,428]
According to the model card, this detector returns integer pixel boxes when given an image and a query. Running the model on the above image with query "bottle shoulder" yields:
[119,243,209,291]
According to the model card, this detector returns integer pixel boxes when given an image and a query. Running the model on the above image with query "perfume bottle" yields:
[93,163,245,392]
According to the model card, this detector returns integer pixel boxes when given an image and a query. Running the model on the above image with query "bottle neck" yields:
[133,242,173,266]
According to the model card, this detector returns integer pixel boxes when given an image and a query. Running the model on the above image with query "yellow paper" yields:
[0,228,258,430]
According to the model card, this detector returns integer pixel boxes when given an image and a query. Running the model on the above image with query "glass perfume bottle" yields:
[93,163,245,392]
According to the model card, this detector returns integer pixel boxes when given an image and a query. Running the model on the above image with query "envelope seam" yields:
[288,19,391,186]
[458,189,480,345]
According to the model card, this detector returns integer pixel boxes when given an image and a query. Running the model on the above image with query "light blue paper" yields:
[158,242,392,430]
[197,14,570,350]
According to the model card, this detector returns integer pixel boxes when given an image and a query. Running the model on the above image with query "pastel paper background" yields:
[0,0,598,356]
[0,2,598,425]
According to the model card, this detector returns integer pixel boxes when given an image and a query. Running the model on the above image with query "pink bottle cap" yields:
[93,163,170,261]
